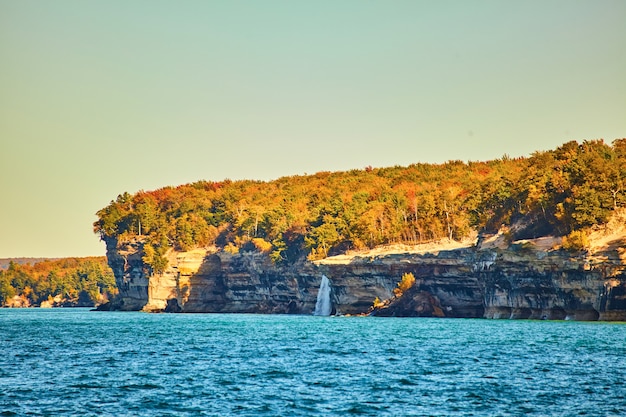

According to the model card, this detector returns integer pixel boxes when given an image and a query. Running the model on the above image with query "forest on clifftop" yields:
[94,139,626,272]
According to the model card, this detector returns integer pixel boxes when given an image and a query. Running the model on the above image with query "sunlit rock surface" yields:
[104,234,626,320]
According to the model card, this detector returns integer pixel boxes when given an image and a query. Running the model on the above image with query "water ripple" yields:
[1,310,626,416]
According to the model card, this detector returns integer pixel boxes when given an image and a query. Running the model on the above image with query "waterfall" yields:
[313,275,332,316]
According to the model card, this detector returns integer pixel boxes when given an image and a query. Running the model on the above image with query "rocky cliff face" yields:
[316,248,485,317]
[478,245,626,321]
[105,238,320,314]
[104,235,626,321]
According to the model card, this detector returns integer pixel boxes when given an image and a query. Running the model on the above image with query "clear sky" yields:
[1,0,625,258]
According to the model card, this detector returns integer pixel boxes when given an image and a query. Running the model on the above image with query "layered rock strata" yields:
[104,237,626,320]
[479,245,626,321]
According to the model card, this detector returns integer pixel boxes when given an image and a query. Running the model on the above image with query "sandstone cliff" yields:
[104,225,626,320]
[105,238,320,314]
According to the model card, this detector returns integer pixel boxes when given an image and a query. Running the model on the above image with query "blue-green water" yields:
[1,310,625,416]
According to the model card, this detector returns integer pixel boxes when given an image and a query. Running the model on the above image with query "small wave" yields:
[142,399,174,410]
[344,403,385,415]
[308,380,337,388]
[119,383,161,390]
[312,348,338,354]
[69,383,107,389]
[263,369,295,379]
[397,378,418,386]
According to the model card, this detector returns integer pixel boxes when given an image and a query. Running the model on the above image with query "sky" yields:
[1,0,625,258]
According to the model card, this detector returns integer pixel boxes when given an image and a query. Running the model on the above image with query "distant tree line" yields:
[0,258,117,307]
[93,139,626,270]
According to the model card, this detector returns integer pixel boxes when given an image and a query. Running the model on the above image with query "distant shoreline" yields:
[0,256,106,271]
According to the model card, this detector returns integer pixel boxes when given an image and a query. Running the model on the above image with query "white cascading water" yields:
[313,275,332,316]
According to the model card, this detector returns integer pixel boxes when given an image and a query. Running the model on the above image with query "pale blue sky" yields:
[1,0,625,257]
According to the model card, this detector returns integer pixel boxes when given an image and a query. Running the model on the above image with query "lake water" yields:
[1,309,625,416]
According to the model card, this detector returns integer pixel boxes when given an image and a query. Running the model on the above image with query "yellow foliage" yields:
[22,286,33,297]
[562,230,589,252]
[252,238,273,253]
[351,238,367,251]
[393,272,416,297]
[307,247,327,261]
[555,202,566,222]
[224,242,239,254]
[373,296,384,308]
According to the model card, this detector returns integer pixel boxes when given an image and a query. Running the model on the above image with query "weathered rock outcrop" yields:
[478,244,626,321]
[104,235,626,320]
[316,248,485,317]
[105,238,322,314]
[370,289,446,318]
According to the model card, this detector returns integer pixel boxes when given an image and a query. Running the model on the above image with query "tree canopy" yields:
[0,257,117,307]
[94,139,626,268]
